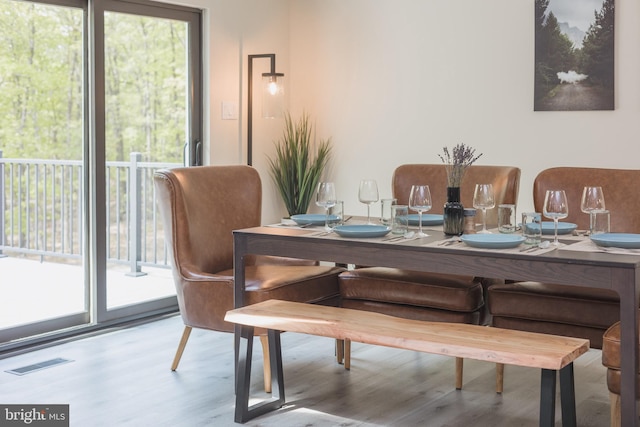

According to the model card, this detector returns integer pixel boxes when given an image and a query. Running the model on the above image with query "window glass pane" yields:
[103,11,186,308]
[104,12,187,164]
[0,1,84,158]
[0,0,87,333]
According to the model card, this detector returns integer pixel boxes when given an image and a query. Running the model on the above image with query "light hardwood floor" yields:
[0,314,610,426]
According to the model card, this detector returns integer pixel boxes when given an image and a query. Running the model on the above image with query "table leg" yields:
[614,269,640,426]
[539,369,556,427]
[233,235,248,394]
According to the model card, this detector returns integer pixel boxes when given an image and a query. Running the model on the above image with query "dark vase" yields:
[443,187,464,236]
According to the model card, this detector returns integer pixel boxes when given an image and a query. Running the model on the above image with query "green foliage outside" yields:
[103,12,187,163]
[0,0,187,163]
[0,2,83,160]
[0,0,188,258]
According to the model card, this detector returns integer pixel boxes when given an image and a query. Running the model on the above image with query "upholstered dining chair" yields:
[154,165,345,392]
[488,167,640,391]
[390,164,521,228]
[489,167,640,348]
[338,164,521,387]
[601,321,639,427]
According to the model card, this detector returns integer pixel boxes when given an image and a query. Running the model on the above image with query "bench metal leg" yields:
[267,329,285,400]
[559,363,577,427]
[539,369,556,427]
[539,364,577,427]
[234,327,285,423]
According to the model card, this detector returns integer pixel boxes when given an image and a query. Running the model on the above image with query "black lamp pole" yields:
[247,53,283,166]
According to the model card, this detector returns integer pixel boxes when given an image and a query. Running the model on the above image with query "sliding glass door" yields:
[93,0,202,321]
[0,0,202,349]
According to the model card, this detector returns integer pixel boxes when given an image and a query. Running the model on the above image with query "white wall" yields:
[174,0,640,223]
[172,0,291,222]
[288,0,640,219]
[206,0,290,221]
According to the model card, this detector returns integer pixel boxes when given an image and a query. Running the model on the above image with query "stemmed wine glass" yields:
[543,189,569,246]
[473,184,495,234]
[316,182,337,232]
[408,185,432,237]
[359,179,379,224]
[581,186,606,234]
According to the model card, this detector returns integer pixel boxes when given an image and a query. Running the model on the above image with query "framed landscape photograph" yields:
[534,0,614,111]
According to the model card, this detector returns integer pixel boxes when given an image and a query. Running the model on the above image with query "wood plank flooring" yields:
[0,314,610,426]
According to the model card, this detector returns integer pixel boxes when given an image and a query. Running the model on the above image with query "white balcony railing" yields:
[0,150,180,275]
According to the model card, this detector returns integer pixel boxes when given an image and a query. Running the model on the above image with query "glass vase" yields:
[443,187,464,236]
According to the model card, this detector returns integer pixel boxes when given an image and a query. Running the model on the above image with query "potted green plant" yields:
[267,112,332,218]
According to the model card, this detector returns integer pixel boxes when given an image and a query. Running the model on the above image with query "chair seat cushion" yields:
[603,321,640,394]
[341,299,481,324]
[491,317,609,349]
[184,265,343,333]
[602,321,640,370]
[606,368,640,395]
[219,264,344,305]
[339,267,483,312]
[489,281,619,330]
[603,321,622,370]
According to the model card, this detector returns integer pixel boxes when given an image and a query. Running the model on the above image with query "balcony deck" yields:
[0,256,175,329]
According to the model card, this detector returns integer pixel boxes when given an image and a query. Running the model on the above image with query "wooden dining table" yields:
[233,224,640,425]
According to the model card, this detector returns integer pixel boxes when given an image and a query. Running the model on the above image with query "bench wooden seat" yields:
[225,299,589,425]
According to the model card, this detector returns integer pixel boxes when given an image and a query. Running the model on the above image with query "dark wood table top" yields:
[234,226,640,289]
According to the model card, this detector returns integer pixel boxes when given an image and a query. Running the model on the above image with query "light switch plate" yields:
[222,102,238,120]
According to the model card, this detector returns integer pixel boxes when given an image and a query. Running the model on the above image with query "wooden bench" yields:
[225,299,589,425]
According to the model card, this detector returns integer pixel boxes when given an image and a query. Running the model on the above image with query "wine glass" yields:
[473,184,495,234]
[581,186,606,234]
[408,185,432,237]
[358,179,379,224]
[543,189,569,246]
[316,182,337,232]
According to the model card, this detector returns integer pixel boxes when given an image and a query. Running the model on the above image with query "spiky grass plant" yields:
[267,112,332,217]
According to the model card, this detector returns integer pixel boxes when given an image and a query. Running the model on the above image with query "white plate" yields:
[333,225,391,238]
[590,233,640,249]
[291,214,339,226]
[460,234,526,249]
[541,222,577,235]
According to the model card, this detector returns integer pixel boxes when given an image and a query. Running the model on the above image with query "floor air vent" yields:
[6,357,73,376]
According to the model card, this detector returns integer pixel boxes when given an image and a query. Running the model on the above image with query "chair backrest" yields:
[154,165,262,277]
[533,167,640,232]
[392,164,521,227]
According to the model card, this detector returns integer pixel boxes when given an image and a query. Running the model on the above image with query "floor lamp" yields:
[247,53,285,166]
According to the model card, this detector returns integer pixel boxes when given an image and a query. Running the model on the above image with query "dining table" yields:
[233,220,640,425]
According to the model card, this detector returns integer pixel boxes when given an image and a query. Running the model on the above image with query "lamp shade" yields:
[261,73,285,118]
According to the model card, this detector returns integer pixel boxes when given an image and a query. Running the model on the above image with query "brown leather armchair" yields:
[601,321,639,427]
[339,164,521,383]
[154,165,344,391]
[489,167,640,349]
